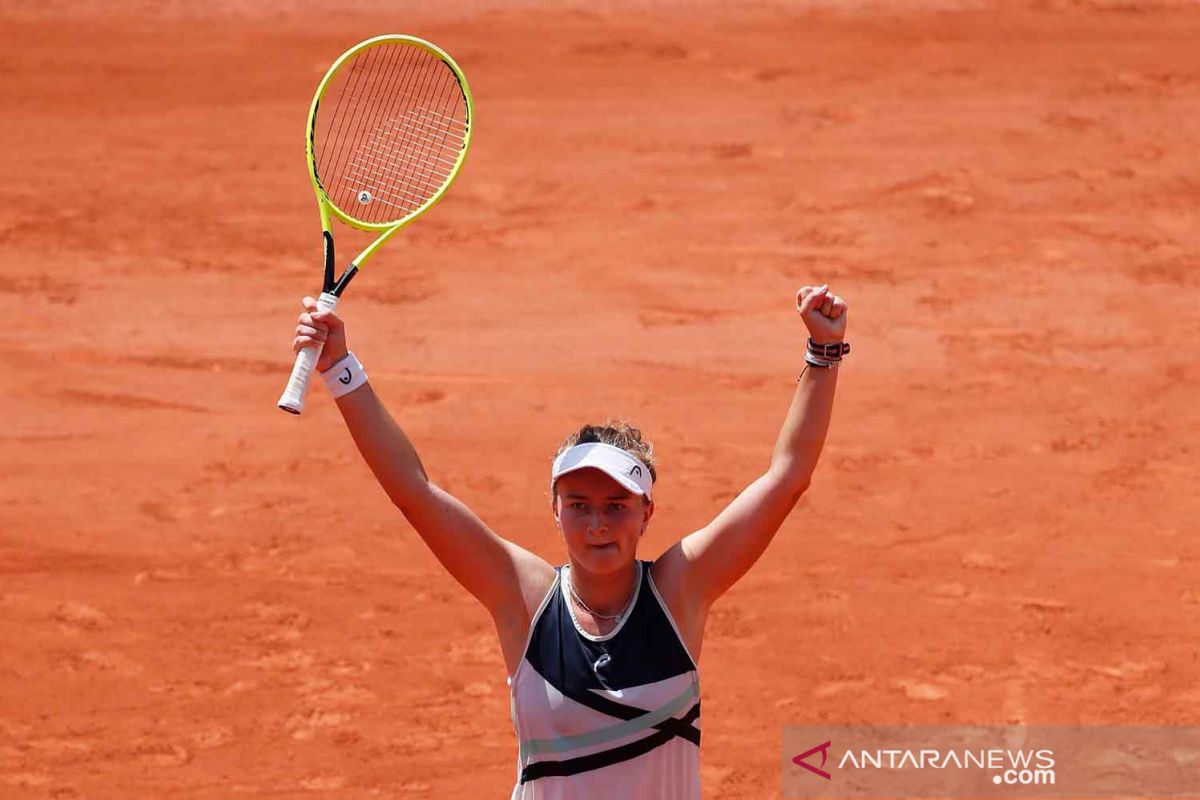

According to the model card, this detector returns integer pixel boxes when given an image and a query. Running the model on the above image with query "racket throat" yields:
[330,264,359,297]
[322,231,336,292]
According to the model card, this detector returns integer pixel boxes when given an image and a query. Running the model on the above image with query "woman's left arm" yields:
[666,285,848,606]
[768,284,847,481]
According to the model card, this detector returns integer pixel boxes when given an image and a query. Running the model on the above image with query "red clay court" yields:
[2,1,1198,797]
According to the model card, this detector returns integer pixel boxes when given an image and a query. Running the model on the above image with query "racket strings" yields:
[315,42,468,226]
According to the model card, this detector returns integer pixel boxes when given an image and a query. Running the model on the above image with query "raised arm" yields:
[292,298,554,625]
[669,285,848,605]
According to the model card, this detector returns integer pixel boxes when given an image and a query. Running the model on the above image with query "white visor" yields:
[551,442,653,501]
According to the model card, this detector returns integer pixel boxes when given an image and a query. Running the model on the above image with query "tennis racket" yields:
[277,34,474,414]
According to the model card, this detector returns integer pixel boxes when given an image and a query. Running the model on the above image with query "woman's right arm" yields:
[293,297,555,626]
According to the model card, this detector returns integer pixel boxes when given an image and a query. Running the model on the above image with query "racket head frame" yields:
[305,33,474,286]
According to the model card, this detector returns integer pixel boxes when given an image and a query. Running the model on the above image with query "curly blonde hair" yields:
[552,420,657,499]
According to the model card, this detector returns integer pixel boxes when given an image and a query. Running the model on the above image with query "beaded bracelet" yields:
[801,338,850,374]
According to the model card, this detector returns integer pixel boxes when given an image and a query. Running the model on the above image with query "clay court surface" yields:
[2,1,1198,797]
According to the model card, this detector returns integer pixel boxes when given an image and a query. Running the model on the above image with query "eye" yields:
[570,502,587,510]
[608,503,625,512]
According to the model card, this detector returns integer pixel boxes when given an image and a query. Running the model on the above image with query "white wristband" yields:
[321,351,368,398]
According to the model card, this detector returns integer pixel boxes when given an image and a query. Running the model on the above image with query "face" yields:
[552,468,654,577]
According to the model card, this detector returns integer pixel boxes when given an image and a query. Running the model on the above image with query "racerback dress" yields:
[508,560,701,800]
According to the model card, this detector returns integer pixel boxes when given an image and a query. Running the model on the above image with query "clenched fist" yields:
[796,284,848,344]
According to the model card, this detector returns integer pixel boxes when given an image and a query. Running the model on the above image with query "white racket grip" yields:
[277,292,340,415]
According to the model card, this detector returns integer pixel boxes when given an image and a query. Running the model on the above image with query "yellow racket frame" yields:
[279,35,473,415]
[307,34,474,268]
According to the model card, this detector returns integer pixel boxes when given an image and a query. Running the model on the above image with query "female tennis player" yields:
[290,284,848,799]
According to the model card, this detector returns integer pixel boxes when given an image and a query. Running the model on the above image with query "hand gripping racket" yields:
[277,34,473,414]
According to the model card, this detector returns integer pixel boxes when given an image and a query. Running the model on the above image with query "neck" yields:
[568,560,639,618]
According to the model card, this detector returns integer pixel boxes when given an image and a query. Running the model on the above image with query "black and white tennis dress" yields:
[508,560,701,799]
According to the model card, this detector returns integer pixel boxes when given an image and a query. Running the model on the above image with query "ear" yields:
[640,498,655,534]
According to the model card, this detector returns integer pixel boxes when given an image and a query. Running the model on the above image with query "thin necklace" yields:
[567,567,637,621]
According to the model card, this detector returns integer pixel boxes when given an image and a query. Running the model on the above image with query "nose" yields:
[587,514,607,535]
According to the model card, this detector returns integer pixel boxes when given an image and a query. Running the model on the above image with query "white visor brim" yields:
[551,442,652,500]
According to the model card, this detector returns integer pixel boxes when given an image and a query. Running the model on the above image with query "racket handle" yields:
[277,292,340,415]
